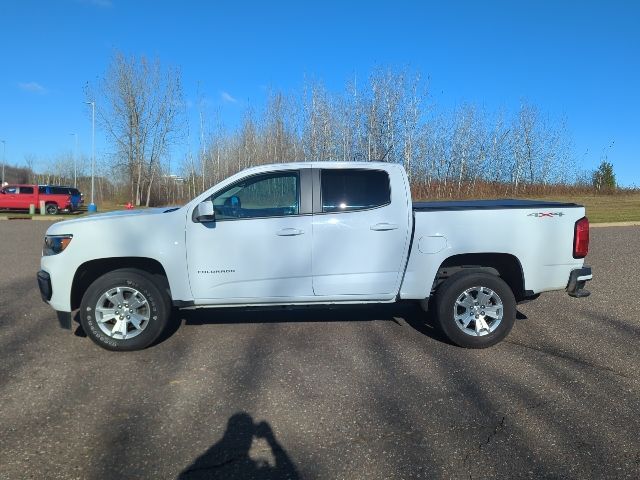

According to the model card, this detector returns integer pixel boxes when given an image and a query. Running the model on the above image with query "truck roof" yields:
[241,161,402,172]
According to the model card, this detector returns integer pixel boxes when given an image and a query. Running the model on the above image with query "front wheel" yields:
[434,271,516,348]
[80,269,170,351]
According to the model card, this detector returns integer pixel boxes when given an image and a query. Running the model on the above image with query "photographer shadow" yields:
[178,412,299,480]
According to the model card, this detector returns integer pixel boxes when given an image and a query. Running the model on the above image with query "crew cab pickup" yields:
[1,184,75,214]
[38,162,592,351]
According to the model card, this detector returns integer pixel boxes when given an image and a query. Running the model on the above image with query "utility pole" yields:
[1,140,5,185]
[70,133,78,188]
[84,101,96,212]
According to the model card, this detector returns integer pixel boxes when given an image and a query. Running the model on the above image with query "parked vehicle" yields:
[0,184,74,214]
[38,162,592,351]
[39,185,83,209]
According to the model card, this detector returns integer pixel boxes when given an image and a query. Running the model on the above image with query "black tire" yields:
[79,269,170,351]
[45,203,59,215]
[434,271,516,348]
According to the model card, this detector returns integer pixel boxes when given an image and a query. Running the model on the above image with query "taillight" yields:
[573,217,589,258]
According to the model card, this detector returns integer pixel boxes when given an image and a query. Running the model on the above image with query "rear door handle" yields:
[370,223,399,231]
[277,228,304,236]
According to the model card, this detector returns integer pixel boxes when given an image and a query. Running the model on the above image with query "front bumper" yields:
[37,270,52,301]
[567,266,592,298]
[37,270,73,329]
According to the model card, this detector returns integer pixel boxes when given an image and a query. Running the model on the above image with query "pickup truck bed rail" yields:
[412,199,582,211]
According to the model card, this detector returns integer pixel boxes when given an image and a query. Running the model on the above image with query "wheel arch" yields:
[71,257,171,310]
[432,252,526,301]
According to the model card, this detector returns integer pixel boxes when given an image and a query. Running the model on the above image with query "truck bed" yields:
[412,199,582,211]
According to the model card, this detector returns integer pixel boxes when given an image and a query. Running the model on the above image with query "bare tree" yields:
[89,51,185,206]
[167,67,581,205]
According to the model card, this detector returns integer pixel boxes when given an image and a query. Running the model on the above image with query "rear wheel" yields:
[45,203,59,215]
[434,271,516,348]
[80,269,170,351]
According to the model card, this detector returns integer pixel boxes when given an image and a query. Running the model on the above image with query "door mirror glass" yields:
[194,201,215,223]
[226,195,241,208]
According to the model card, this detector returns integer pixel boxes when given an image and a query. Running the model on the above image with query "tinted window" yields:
[321,169,390,213]
[212,171,299,220]
[19,187,34,194]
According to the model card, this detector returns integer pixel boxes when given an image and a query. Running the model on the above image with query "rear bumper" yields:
[567,266,592,298]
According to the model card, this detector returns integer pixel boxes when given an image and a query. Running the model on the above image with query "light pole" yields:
[1,140,5,186]
[84,101,96,212]
[70,133,78,188]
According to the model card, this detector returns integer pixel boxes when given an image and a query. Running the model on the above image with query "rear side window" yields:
[40,186,71,195]
[321,169,390,213]
[19,187,34,194]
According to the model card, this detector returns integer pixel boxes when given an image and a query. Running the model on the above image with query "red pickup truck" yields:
[0,184,74,214]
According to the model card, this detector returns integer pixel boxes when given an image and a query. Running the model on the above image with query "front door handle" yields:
[370,223,399,231]
[277,228,304,236]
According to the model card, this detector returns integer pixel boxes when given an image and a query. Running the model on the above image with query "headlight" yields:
[43,235,73,256]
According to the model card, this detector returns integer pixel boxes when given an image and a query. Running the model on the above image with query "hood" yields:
[46,207,183,233]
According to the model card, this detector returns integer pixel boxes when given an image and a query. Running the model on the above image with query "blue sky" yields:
[0,0,638,185]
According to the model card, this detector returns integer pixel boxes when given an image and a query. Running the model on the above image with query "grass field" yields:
[0,201,134,220]
[529,193,640,223]
[2,194,639,223]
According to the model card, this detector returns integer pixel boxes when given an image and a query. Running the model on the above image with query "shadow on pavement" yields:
[165,301,529,345]
[73,301,529,348]
[173,302,454,345]
[178,412,299,480]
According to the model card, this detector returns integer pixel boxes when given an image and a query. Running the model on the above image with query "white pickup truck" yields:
[38,162,592,351]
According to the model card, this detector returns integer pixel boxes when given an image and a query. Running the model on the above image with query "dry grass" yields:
[412,181,640,224]
[3,186,639,224]
[527,193,640,223]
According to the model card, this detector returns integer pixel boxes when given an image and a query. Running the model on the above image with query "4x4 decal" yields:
[528,212,565,218]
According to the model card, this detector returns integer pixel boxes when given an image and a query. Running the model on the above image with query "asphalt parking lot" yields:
[0,220,638,479]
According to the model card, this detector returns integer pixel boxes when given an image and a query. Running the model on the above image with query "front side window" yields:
[211,171,299,220]
[321,169,390,213]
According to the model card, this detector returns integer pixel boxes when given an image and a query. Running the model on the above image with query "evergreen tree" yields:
[592,160,616,191]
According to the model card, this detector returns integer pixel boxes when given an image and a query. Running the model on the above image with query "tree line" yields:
[5,53,623,205]
[185,70,582,202]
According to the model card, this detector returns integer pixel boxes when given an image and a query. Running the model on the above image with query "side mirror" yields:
[194,201,216,223]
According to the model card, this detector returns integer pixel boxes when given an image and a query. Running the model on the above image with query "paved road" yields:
[0,220,638,479]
